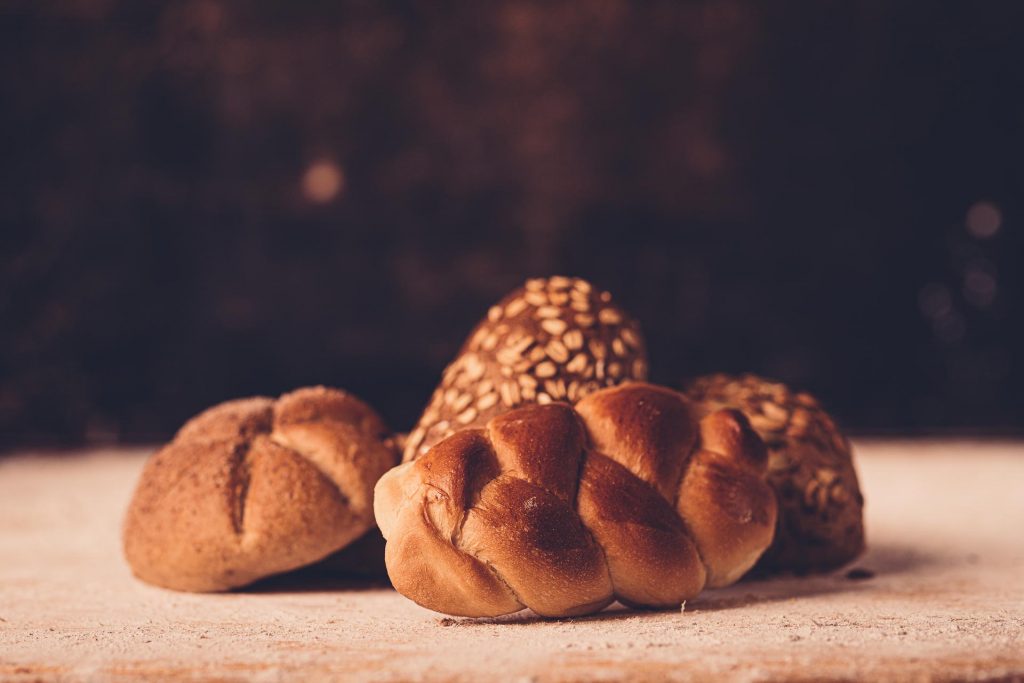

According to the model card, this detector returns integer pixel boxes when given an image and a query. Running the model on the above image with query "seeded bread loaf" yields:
[684,373,865,574]
[376,383,777,617]
[403,276,648,461]
[123,386,397,592]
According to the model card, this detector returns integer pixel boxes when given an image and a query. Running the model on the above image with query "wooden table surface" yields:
[1,441,1022,682]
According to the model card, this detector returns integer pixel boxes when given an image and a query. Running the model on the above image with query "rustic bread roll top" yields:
[404,276,648,462]
[123,386,397,592]
[684,373,865,574]
[375,383,777,618]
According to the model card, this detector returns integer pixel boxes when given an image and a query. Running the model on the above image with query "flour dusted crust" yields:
[684,373,865,574]
[403,277,648,462]
[376,383,777,617]
[123,386,397,592]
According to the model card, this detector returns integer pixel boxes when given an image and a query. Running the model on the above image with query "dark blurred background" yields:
[2,1,1022,450]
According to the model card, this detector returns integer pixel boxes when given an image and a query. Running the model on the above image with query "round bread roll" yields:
[123,386,397,592]
[375,383,777,618]
[684,373,865,574]
[404,276,648,462]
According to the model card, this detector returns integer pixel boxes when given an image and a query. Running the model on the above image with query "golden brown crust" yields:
[577,452,705,608]
[462,476,614,617]
[374,435,521,617]
[123,386,397,592]
[375,383,776,617]
[575,383,697,500]
[404,277,649,461]
[676,410,777,587]
[174,396,274,443]
[683,373,865,574]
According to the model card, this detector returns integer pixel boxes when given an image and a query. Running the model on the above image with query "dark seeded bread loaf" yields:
[684,373,865,574]
[404,276,649,461]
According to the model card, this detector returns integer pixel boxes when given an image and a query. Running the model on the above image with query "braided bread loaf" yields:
[404,276,648,462]
[124,386,397,592]
[375,383,777,617]
[684,373,865,574]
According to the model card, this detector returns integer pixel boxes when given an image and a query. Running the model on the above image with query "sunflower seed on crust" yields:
[451,393,473,413]
[540,318,568,336]
[563,330,584,350]
[571,300,591,312]
[535,361,557,378]
[499,381,521,407]
[545,379,567,399]
[575,313,594,327]
[548,276,572,289]
[524,291,548,307]
[566,353,588,374]
[546,339,569,363]
[620,327,641,349]
[536,306,561,319]
[505,298,528,318]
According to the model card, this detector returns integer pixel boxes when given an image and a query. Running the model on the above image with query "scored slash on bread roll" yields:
[683,373,865,574]
[375,383,777,618]
[123,386,398,592]
[403,276,648,462]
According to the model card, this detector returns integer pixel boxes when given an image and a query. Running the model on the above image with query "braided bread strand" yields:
[375,383,777,617]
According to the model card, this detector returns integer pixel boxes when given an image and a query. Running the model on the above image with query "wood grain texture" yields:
[1,441,1023,682]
